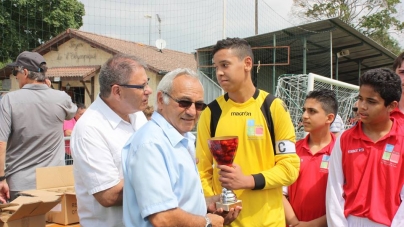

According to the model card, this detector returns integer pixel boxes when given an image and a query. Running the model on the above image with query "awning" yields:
[46,65,101,81]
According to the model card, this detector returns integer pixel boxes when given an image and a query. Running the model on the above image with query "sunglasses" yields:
[352,107,358,112]
[163,92,207,111]
[12,69,21,76]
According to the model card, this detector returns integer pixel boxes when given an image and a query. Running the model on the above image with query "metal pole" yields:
[330,31,333,79]
[148,18,151,45]
[223,0,226,39]
[358,60,362,78]
[336,54,339,81]
[303,37,307,74]
[272,34,276,94]
[144,15,152,45]
[156,14,161,39]
[255,0,258,35]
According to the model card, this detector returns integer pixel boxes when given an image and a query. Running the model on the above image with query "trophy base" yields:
[216,200,242,212]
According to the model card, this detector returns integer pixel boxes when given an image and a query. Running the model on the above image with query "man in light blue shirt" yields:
[122,68,227,227]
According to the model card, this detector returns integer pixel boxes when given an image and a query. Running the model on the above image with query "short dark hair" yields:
[393,52,404,71]
[359,68,401,106]
[305,89,338,115]
[99,54,148,98]
[212,37,254,63]
[76,103,86,110]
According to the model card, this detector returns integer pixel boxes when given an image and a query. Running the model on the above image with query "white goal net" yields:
[275,73,359,140]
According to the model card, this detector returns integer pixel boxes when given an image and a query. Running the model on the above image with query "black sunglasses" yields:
[12,69,21,76]
[114,78,150,90]
[352,107,358,112]
[163,92,207,111]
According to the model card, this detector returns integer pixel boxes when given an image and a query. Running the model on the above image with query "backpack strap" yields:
[208,99,221,138]
[260,94,276,154]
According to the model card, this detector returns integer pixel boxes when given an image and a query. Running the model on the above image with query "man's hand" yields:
[0,180,10,203]
[206,195,242,225]
[206,213,224,227]
[217,164,254,190]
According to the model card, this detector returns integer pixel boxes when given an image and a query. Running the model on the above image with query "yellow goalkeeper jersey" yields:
[196,89,300,227]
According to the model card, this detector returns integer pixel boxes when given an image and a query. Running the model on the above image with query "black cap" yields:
[7,51,46,72]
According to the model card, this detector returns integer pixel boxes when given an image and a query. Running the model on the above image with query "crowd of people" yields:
[0,38,403,227]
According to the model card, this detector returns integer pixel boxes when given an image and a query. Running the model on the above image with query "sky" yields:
[78,0,404,54]
[79,0,297,53]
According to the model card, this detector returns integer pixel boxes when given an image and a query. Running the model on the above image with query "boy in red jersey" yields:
[283,89,338,227]
[393,52,404,112]
[326,68,404,227]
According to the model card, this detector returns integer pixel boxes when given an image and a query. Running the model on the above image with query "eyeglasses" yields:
[352,107,358,112]
[12,69,22,76]
[114,78,150,91]
[162,91,207,111]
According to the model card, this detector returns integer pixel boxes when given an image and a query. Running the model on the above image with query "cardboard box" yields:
[0,194,60,227]
[26,165,79,225]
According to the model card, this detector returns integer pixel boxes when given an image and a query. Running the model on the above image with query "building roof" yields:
[46,65,101,81]
[197,18,397,86]
[0,29,196,79]
[34,29,197,74]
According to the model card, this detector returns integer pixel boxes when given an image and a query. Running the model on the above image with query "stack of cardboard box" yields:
[21,165,79,226]
[0,193,60,227]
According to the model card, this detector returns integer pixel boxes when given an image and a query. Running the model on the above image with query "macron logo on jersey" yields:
[276,140,295,154]
[231,111,252,116]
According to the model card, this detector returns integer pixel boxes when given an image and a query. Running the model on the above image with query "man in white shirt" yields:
[71,54,152,227]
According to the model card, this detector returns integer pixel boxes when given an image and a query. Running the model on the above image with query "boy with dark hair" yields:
[393,51,404,80]
[326,68,404,226]
[392,52,404,112]
[197,37,299,227]
[283,89,337,227]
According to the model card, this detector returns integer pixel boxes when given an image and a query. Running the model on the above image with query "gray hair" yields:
[156,68,202,106]
[17,64,48,82]
[99,53,148,98]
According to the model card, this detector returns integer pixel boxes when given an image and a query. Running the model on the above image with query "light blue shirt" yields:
[122,112,207,227]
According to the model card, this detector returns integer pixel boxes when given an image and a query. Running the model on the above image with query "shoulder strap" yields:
[260,94,276,154]
[209,93,276,154]
[208,100,222,138]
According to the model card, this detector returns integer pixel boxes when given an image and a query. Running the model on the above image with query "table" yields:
[46,223,80,227]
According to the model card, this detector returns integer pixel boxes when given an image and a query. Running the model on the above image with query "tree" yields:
[292,0,404,54]
[0,0,85,67]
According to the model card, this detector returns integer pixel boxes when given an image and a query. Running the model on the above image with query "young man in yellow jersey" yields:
[196,37,300,227]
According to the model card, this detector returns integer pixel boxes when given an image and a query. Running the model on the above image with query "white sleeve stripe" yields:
[275,140,296,154]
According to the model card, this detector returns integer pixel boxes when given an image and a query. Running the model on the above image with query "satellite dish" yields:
[155,39,167,50]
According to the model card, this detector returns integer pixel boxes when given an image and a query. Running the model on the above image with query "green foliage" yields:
[0,0,85,64]
[292,0,404,54]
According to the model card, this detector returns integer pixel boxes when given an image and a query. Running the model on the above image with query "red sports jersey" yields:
[390,107,404,123]
[340,119,404,226]
[288,133,336,221]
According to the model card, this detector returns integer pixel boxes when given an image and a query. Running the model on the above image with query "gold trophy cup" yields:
[208,136,242,211]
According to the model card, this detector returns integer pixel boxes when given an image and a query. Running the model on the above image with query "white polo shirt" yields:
[71,95,147,227]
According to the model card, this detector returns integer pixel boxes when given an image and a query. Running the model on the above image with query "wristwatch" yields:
[205,216,212,227]
[0,176,6,181]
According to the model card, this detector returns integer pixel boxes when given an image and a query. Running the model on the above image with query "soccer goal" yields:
[275,73,359,140]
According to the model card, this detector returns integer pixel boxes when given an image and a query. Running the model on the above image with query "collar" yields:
[352,117,399,140]
[224,88,260,102]
[151,112,195,148]
[21,84,49,90]
[301,133,335,155]
[94,95,131,130]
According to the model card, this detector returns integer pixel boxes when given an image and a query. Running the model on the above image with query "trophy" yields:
[208,136,242,211]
